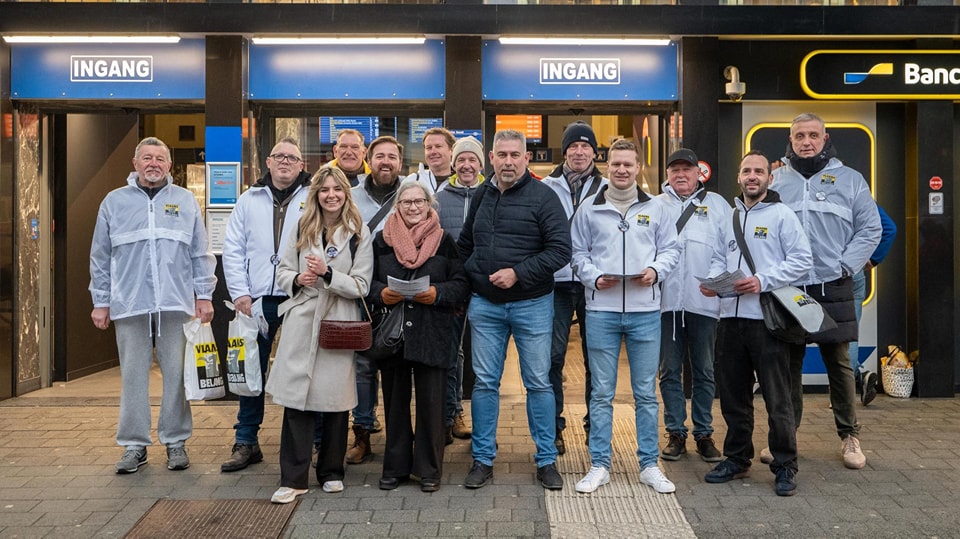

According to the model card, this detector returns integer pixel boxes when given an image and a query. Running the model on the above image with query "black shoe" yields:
[661,432,686,461]
[378,475,409,490]
[370,418,383,434]
[464,460,493,489]
[421,479,440,492]
[555,431,566,456]
[695,437,723,463]
[862,371,878,406]
[774,467,797,496]
[704,459,751,483]
[445,426,454,446]
[537,463,563,490]
[221,443,263,472]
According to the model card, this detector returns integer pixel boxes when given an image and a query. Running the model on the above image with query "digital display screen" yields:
[409,118,444,144]
[319,116,380,145]
[495,115,542,144]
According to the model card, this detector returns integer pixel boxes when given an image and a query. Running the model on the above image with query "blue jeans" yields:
[848,269,867,373]
[659,311,717,440]
[352,353,379,429]
[586,310,661,470]
[550,281,589,433]
[235,296,282,445]
[468,293,557,467]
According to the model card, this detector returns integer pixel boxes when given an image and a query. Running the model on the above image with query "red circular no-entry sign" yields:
[930,176,943,190]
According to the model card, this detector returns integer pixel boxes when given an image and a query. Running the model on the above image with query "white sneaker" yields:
[759,446,773,465]
[322,480,344,493]
[271,487,308,504]
[575,466,610,494]
[640,466,676,494]
[841,436,866,469]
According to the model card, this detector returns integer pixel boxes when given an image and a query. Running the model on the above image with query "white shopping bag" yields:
[182,318,226,401]
[226,311,263,397]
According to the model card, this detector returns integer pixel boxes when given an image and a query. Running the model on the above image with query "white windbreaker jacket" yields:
[571,186,680,313]
[656,183,731,319]
[89,173,217,320]
[715,192,814,320]
[542,167,607,283]
[773,158,880,285]
[221,182,308,301]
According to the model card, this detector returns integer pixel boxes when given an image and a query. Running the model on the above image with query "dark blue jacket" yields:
[870,205,897,266]
[457,172,571,304]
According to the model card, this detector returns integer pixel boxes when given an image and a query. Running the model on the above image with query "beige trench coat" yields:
[265,224,373,412]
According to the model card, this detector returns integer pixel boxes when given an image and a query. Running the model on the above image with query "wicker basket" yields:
[882,364,914,398]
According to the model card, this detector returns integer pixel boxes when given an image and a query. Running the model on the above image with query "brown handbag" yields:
[318,277,373,351]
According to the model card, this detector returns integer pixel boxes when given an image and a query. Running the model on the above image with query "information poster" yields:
[206,162,241,207]
[206,208,232,255]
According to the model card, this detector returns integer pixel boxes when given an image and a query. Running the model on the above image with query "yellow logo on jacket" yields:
[164,204,180,216]
[636,214,651,227]
[753,226,768,239]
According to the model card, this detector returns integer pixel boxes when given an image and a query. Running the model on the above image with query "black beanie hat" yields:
[561,121,598,154]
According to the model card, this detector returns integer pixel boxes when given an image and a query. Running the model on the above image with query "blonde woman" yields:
[266,167,373,503]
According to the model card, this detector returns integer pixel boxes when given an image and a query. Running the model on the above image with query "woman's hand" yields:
[381,287,404,305]
[413,286,437,305]
[305,254,328,277]
[297,271,318,287]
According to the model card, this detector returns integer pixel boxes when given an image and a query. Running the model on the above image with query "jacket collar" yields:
[593,184,651,206]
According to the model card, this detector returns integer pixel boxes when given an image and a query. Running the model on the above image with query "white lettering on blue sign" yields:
[539,58,621,85]
[70,56,153,82]
[904,63,960,85]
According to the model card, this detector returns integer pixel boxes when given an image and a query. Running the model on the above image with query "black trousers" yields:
[716,318,798,473]
[279,407,348,489]
[380,360,447,482]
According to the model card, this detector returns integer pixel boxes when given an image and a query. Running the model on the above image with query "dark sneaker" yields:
[116,448,147,474]
[704,459,750,483]
[221,443,263,472]
[464,460,493,489]
[862,371,878,406]
[661,432,686,461]
[696,437,723,462]
[166,446,190,471]
[774,467,797,496]
[445,426,454,446]
[537,463,563,490]
[555,430,566,456]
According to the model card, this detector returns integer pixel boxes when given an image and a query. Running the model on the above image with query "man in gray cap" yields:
[542,121,606,454]
[656,148,730,463]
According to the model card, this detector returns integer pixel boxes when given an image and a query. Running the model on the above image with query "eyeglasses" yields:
[398,198,428,209]
[269,153,303,164]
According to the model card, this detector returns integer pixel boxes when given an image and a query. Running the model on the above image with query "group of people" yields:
[89,111,887,505]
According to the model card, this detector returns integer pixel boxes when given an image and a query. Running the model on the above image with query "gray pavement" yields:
[2,351,959,538]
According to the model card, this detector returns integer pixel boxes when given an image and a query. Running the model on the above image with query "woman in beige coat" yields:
[265,167,373,504]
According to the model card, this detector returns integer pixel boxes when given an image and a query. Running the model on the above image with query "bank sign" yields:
[802,50,960,100]
[11,40,205,100]
[482,41,678,101]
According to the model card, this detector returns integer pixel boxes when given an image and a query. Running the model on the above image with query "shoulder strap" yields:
[349,233,359,260]
[366,192,397,231]
[732,208,756,275]
[675,199,699,234]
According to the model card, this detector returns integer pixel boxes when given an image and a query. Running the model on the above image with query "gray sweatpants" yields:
[114,311,193,449]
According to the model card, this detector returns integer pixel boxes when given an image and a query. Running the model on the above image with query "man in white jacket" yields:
[89,137,217,474]
[220,137,310,472]
[571,139,680,495]
[700,151,813,497]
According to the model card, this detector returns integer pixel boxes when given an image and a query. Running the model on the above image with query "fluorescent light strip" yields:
[499,37,671,46]
[252,37,426,45]
[3,35,180,44]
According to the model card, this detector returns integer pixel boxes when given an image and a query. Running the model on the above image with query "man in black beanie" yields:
[542,121,607,454]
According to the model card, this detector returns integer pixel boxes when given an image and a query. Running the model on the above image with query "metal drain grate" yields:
[125,499,299,539]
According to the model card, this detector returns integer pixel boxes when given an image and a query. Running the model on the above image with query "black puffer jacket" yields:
[367,232,470,368]
[457,173,571,304]
[804,276,857,344]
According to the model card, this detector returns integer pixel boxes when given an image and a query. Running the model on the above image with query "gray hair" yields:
[492,129,526,149]
[393,178,437,210]
[134,137,171,161]
[791,112,825,129]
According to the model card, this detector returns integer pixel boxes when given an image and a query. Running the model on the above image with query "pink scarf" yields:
[382,208,444,269]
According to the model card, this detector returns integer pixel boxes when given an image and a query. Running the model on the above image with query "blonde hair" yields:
[296,167,364,250]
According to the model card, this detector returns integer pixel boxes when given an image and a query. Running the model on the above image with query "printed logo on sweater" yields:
[753,226,768,239]
[163,204,179,216]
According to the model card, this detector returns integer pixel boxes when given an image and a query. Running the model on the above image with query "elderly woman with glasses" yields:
[366,179,470,493]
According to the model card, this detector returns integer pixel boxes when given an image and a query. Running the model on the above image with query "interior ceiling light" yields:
[499,37,671,46]
[2,35,181,44]
[252,37,426,45]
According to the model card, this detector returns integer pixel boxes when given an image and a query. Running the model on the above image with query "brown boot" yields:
[345,424,372,464]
